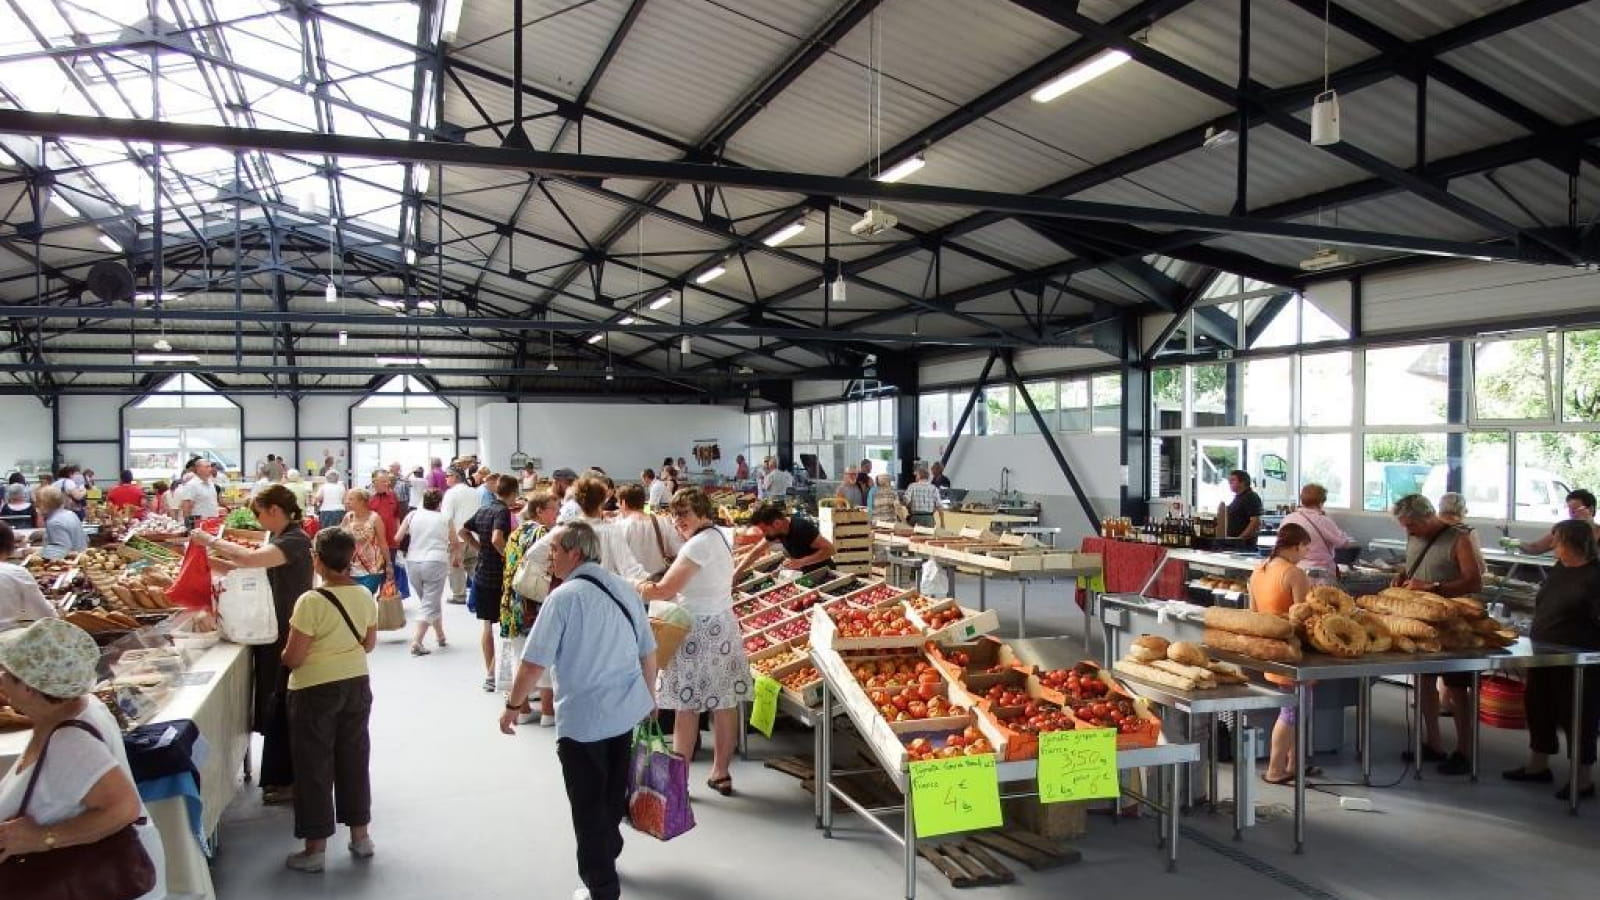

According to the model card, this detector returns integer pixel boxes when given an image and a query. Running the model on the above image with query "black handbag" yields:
[2,720,157,900]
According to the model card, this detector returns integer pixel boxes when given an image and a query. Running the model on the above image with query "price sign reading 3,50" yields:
[1038,728,1119,804]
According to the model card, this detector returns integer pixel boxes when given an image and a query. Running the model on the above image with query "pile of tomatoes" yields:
[743,634,771,654]
[1037,663,1112,701]
[941,649,972,669]
[921,606,965,630]
[769,617,810,642]
[741,607,786,629]
[1069,696,1147,734]
[751,647,807,676]
[849,584,904,607]
[778,666,821,691]
[833,606,919,638]
[852,658,939,688]
[1001,700,1075,735]
[905,727,994,761]
[785,592,822,613]
[870,682,955,722]
[984,684,1030,708]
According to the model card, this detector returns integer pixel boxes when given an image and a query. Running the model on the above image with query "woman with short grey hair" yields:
[1,481,39,530]
[37,486,86,555]
[1436,492,1485,574]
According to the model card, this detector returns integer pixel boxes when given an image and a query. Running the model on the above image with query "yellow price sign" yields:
[749,675,780,738]
[1038,728,1118,803]
[908,753,1003,838]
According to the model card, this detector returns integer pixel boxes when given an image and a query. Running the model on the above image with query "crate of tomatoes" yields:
[1035,662,1161,749]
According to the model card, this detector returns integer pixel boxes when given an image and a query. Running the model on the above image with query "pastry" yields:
[1307,585,1355,614]
[1203,607,1296,640]
[1358,593,1457,622]
[1203,628,1302,664]
[1378,615,1440,640]
[1309,614,1368,658]
[1393,635,1418,653]
[1350,610,1393,653]
[1288,602,1327,626]
[1167,641,1210,667]
[1445,597,1486,620]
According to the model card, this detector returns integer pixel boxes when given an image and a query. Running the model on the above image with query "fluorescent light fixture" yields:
[151,338,173,353]
[376,299,438,312]
[325,281,337,303]
[135,353,199,363]
[545,361,559,372]
[1030,49,1131,103]
[619,316,637,325]
[337,329,348,347]
[376,356,430,366]
[134,292,178,303]
[587,333,605,344]
[875,154,925,183]
[648,291,674,310]
[680,335,692,355]
[763,219,807,247]
[98,232,122,252]
[49,194,81,218]
[694,265,726,285]
[441,0,464,43]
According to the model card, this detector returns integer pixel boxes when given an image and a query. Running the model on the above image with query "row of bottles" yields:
[1101,514,1221,546]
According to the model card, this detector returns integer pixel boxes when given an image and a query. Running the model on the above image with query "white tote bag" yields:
[217,568,279,645]
[512,552,551,603]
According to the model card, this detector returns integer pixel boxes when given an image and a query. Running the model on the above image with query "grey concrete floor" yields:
[210,573,1600,900]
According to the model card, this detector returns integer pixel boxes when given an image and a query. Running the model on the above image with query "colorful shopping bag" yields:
[625,721,695,841]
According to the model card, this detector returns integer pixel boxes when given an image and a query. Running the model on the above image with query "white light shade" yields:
[376,356,429,366]
[337,329,348,346]
[134,292,178,302]
[325,281,337,303]
[49,194,80,218]
[680,335,692,355]
[694,265,726,285]
[648,292,674,310]
[98,233,122,252]
[1030,49,1131,103]
[831,277,847,304]
[605,367,615,382]
[545,361,559,372]
[1310,90,1341,146]
[440,0,464,43]
[135,353,200,363]
[587,333,605,344]
[762,219,807,247]
[874,154,925,183]
[619,316,636,325]
[404,248,418,265]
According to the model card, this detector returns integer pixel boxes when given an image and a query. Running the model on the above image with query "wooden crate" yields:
[1003,796,1090,840]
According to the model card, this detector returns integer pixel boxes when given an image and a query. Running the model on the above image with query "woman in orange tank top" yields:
[1249,523,1315,784]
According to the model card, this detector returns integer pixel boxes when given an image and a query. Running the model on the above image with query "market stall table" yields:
[0,641,252,900]
[1368,537,1558,583]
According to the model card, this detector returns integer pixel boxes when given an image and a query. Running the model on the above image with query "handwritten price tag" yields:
[749,676,780,738]
[908,753,1003,838]
[1038,728,1118,803]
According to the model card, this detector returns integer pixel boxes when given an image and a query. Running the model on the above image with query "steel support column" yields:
[1004,353,1101,533]
[940,350,1000,471]
[1122,309,1150,521]
[1446,341,1467,495]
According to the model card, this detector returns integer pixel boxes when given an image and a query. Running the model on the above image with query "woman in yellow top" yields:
[1248,523,1315,785]
[281,526,379,873]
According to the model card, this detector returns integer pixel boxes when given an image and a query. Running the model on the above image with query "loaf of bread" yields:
[1206,661,1251,684]
[1114,659,1200,691]
[1167,640,1210,667]
[1359,593,1456,622]
[1204,607,1295,640]
[1378,615,1440,640]
[1128,634,1169,663]
[1445,597,1486,620]
[1203,628,1303,664]
[1307,585,1355,613]
[1150,658,1217,687]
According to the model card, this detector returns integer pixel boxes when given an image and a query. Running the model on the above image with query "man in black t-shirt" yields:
[737,501,835,574]
[1225,469,1264,540]
[462,474,517,691]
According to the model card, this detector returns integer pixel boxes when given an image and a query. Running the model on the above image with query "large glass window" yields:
[1190,363,1234,428]
[980,386,1012,436]
[1242,357,1292,427]
[1515,433,1597,522]
[1193,302,1239,354]
[1563,329,1600,423]
[1060,379,1090,431]
[1299,433,1352,509]
[1091,374,1122,432]
[823,404,846,440]
[1015,381,1057,434]
[1245,294,1298,349]
[1365,344,1449,426]
[1152,368,1183,430]
[919,392,949,437]
[1300,351,1353,427]
[1473,334,1554,421]
[1453,432,1511,521]
[1361,433,1445,511]
[1154,436,1182,498]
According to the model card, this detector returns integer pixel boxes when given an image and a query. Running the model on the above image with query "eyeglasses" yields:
[669,509,692,519]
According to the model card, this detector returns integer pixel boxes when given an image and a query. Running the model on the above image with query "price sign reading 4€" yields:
[908,754,1003,838]
[749,676,780,738]
[1038,728,1118,803]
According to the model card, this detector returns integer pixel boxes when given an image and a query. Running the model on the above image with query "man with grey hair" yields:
[500,521,657,900]
[903,467,942,527]
[1392,492,1483,775]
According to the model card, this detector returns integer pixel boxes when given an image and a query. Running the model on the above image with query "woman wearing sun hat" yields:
[0,618,166,898]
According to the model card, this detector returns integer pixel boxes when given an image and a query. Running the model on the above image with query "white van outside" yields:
[1419,463,1569,522]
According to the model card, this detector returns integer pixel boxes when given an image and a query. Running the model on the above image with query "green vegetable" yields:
[224,507,262,530]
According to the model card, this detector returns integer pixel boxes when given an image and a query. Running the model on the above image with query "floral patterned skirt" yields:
[658,610,751,712]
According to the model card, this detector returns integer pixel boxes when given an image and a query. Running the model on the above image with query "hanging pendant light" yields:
[681,335,692,355]
[338,329,348,347]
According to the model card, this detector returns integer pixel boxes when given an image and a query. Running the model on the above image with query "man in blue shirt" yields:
[500,521,658,900]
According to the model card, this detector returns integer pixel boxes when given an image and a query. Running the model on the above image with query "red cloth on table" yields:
[1079,537,1188,600]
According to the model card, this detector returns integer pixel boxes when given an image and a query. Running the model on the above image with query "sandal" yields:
[1262,773,1294,786]
[707,776,734,796]
[410,644,431,656]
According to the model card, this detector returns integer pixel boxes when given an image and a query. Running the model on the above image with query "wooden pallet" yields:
[967,830,1083,870]
[918,840,1016,888]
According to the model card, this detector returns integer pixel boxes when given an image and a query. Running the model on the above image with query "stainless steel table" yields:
[1368,537,1557,581]
[812,649,1198,899]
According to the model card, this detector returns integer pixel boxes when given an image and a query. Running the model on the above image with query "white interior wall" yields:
[0,398,54,472]
[922,431,1123,546]
[1361,261,1600,335]
[478,402,747,479]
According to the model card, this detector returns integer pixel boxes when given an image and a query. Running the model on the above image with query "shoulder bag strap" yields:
[1401,527,1450,583]
[316,587,365,643]
[651,515,674,564]
[1300,514,1341,579]
[17,719,127,818]
[571,573,637,629]
[693,523,733,555]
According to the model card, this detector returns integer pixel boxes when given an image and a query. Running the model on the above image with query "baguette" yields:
[1166,640,1210,667]
[1206,661,1250,684]
[1114,659,1199,691]
[1359,593,1456,623]
[1203,607,1295,640]
[1203,628,1303,664]
[1378,615,1439,640]
[1150,658,1217,687]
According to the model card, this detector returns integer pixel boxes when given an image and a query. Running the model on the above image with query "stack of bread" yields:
[1353,587,1516,653]
[1202,607,1303,664]
[1114,633,1249,691]
[1286,585,1380,658]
